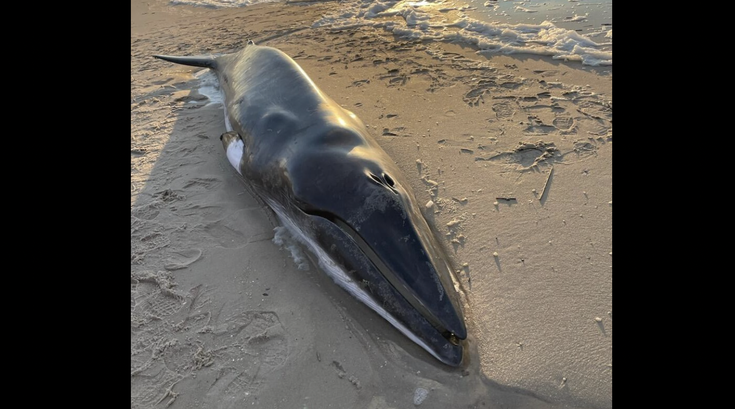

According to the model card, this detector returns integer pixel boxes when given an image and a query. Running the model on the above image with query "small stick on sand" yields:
[540,167,554,205]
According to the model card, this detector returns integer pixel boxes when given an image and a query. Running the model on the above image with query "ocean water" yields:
[170,0,611,65]
[171,0,279,6]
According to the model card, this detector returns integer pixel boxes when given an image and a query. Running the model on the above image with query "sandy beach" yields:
[131,1,612,407]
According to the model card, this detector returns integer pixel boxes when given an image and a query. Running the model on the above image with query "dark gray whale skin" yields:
[154,44,467,366]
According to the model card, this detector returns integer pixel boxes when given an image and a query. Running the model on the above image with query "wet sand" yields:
[131,1,612,407]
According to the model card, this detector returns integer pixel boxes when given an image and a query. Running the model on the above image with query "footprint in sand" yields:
[164,248,203,270]
[131,202,160,221]
[133,273,289,406]
[523,116,556,135]
[463,80,496,106]
[553,116,575,131]
[194,310,288,403]
[204,221,248,248]
[573,140,599,155]
[492,101,516,120]
[202,208,274,248]
[475,142,560,169]
[131,270,186,325]
[207,311,289,372]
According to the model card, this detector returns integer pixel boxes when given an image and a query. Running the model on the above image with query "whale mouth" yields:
[302,208,463,345]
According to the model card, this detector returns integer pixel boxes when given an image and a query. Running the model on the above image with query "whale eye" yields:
[383,173,395,187]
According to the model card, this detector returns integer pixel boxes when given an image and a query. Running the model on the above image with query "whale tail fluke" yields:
[153,54,217,69]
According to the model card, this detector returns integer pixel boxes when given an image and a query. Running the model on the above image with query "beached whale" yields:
[154,43,467,366]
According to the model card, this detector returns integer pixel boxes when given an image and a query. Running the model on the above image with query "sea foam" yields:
[312,0,612,66]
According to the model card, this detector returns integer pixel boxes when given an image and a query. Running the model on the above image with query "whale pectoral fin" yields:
[221,132,246,174]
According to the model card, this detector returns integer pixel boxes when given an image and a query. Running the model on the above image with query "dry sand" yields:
[131,1,612,407]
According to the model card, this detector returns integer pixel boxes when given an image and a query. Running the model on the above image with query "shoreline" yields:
[132,1,612,407]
